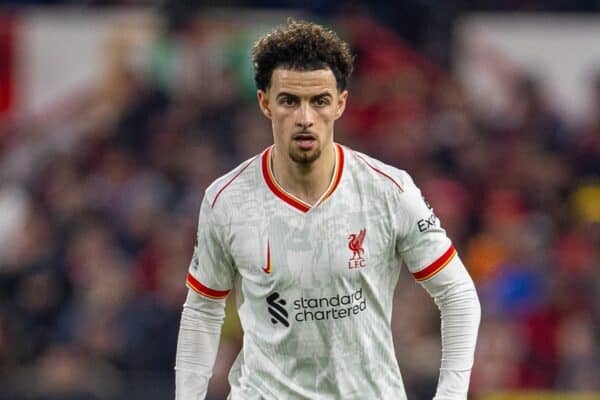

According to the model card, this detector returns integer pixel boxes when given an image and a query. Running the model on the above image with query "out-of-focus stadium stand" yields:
[0,2,598,400]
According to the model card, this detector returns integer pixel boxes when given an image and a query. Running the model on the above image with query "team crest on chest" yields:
[347,228,366,269]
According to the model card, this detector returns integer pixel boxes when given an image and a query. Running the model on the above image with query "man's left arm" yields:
[394,173,480,399]
[417,252,481,400]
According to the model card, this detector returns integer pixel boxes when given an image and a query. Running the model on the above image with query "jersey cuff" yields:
[186,272,231,299]
[412,244,456,282]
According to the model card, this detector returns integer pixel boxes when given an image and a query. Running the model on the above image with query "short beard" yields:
[289,148,321,164]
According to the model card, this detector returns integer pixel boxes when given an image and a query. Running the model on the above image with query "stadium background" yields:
[0,1,599,399]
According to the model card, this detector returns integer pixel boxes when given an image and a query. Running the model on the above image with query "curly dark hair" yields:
[252,19,354,92]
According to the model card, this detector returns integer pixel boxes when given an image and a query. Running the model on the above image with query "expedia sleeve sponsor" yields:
[395,171,453,280]
[417,195,439,233]
[417,213,438,232]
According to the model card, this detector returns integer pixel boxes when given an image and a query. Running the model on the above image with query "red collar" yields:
[261,143,344,213]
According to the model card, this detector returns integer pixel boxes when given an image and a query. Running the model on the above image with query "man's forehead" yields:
[269,68,338,94]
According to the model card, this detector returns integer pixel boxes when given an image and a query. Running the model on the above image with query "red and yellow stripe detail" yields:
[261,143,344,213]
[262,240,272,274]
[412,244,457,282]
[186,273,230,299]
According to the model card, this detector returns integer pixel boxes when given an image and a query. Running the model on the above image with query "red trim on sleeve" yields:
[211,158,255,208]
[412,244,456,281]
[353,153,404,192]
[186,273,230,299]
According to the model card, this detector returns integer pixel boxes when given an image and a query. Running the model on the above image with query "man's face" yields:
[257,68,348,164]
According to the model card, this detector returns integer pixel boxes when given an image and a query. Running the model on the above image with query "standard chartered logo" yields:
[267,292,289,327]
[294,288,366,322]
[266,288,367,327]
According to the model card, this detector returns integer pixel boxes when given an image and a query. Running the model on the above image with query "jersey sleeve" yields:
[395,173,455,282]
[185,195,235,299]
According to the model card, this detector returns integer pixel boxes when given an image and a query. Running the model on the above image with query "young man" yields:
[175,20,480,400]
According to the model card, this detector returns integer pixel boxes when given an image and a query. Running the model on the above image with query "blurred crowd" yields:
[0,12,598,400]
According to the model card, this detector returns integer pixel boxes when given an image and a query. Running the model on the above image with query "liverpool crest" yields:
[348,228,366,269]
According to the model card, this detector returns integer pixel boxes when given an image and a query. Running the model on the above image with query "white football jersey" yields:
[186,143,456,400]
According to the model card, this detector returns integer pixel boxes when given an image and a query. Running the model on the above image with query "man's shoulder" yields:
[343,146,413,193]
[204,152,262,209]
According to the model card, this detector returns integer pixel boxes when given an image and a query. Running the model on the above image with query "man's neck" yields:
[271,143,336,206]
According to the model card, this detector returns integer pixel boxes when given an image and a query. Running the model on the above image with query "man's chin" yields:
[290,148,321,164]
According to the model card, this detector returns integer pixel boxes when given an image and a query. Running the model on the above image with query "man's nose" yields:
[295,103,314,129]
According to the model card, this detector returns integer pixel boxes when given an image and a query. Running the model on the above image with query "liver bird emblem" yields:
[348,228,366,260]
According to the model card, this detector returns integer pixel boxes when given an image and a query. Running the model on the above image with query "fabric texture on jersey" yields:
[180,144,479,399]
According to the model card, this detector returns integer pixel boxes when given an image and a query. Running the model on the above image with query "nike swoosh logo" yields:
[262,240,271,274]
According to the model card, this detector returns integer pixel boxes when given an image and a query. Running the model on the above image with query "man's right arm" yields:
[175,289,226,400]
[175,189,235,399]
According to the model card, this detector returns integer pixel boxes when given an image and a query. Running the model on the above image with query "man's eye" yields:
[281,97,296,106]
[314,98,330,106]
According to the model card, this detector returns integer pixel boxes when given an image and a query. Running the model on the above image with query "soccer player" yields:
[175,20,480,400]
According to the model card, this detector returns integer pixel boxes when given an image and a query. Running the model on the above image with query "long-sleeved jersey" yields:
[181,143,479,399]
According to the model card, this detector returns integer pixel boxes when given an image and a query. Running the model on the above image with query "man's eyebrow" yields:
[276,92,299,99]
[311,92,333,100]
[275,92,333,99]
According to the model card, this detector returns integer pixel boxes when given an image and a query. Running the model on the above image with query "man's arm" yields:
[175,189,235,399]
[418,253,481,400]
[175,289,226,400]
[388,169,480,399]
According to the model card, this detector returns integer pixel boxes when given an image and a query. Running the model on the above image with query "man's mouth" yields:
[292,133,317,150]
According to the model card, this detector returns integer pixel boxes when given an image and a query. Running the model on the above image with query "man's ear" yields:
[335,90,348,120]
[257,90,272,119]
